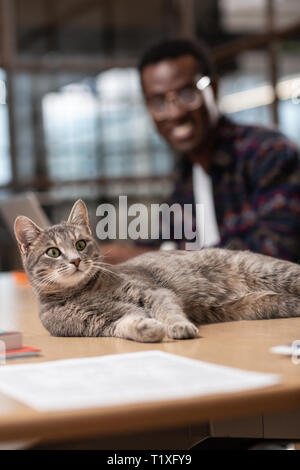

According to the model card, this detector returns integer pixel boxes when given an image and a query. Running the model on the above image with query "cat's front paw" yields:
[135,318,166,343]
[167,321,199,340]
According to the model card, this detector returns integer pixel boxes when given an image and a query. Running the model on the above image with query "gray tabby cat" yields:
[14,200,300,343]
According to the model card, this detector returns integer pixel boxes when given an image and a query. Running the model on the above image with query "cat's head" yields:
[14,200,103,296]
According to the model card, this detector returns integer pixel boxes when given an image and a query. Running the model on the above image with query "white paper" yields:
[0,351,281,412]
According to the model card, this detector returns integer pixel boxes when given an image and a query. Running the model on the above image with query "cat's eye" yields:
[76,240,86,251]
[46,247,61,258]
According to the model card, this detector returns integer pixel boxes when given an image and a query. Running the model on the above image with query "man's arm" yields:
[222,141,300,262]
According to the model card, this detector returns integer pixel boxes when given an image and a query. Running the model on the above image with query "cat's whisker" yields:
[95,267,119,280]
[95,260,116,269]
[93,260,114,268]
[34,273,58,293]
[36,272,57,285]
[101,247,116,261]
[56,265,74,274]
[92,262,120,279]
[40,272,58,283]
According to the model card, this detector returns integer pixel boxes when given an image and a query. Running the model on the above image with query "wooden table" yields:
[1,272,300,449]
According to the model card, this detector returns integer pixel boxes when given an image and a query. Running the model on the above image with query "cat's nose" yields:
[70,258,81,268]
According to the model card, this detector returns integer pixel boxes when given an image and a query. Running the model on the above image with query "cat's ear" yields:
[14,216,42,254]
[67,200,91,235]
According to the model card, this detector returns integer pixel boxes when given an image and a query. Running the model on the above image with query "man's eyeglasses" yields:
[146,76,211,121]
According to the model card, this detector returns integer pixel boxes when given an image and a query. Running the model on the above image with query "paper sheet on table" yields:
[0,351,281,412]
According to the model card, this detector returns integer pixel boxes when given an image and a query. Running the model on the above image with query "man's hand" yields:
[100,242,156,264]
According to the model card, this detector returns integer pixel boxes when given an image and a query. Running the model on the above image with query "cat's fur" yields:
[14,200,300,343]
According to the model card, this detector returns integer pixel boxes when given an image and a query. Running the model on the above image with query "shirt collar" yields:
[175,115,236,176]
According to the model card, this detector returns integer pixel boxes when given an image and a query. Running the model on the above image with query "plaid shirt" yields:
[146,116,300,263]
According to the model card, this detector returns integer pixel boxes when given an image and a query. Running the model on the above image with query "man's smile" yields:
[169,121,195,142]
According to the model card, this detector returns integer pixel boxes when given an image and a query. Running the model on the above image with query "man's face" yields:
[141,55,216,154]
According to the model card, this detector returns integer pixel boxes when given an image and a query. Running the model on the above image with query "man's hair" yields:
[138,38,216,78]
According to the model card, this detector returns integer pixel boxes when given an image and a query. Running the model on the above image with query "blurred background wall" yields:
[0,0,299,270]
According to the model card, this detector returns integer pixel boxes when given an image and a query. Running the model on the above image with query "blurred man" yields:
[103,38,300,263]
